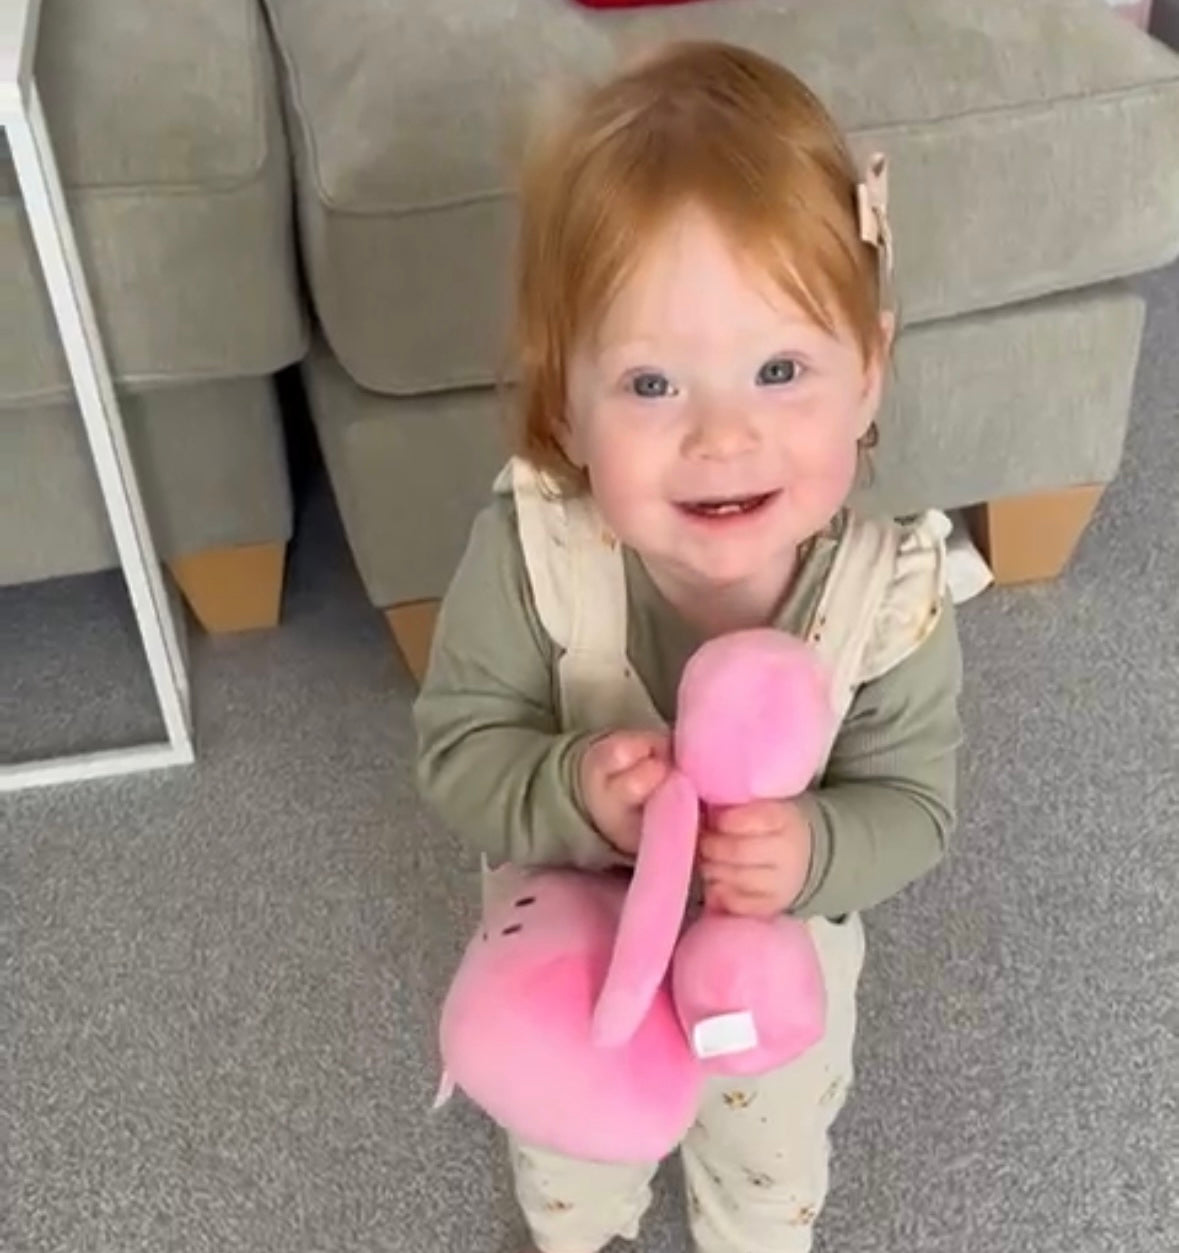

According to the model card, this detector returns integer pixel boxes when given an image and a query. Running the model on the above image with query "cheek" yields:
[776,405,862,497]
[587,442,655,509]
[581,403,668,480]
[579,413,672,533]
[780,398,858,458]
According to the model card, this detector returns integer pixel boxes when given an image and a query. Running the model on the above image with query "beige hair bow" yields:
[857,153,894,276]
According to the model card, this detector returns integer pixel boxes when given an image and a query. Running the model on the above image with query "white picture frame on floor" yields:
[1,0,194,792]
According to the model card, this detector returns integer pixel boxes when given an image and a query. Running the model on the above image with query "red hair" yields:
[511,41,887,492]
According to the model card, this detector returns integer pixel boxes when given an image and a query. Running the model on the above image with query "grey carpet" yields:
[3,267,1178,1253]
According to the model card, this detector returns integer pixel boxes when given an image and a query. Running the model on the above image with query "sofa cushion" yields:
[304,282,1143,607]
[0,0,305,405]
[0,377,292,585]
[268,0,1179,396]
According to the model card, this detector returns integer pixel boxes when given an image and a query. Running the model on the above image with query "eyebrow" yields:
[594,320,837,358]
[591,338,658,363]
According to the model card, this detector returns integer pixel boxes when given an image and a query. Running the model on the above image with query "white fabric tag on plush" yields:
[432,1071,456,1111]
[691,1012,759,1059]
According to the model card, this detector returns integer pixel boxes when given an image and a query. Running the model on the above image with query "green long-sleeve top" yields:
[414,495,963,920]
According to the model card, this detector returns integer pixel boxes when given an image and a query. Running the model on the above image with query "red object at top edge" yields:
[572,1,712,9]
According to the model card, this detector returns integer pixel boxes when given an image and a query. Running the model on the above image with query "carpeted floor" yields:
[2,262,1178,1253]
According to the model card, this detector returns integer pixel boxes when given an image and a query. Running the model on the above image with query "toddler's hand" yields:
[699,799,813,917]
[579,730,672,856]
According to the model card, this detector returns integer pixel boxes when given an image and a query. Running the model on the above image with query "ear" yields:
[557,413,586,470]
[854,311,895,440]
[560,363,589,468]
[877,309,897,357]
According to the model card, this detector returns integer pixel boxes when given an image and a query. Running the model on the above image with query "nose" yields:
[681,394,759,461]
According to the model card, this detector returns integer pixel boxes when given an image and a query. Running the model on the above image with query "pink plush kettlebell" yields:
[436,630,833,1163]
[437,858,702,1163]
[592,630,831,1076]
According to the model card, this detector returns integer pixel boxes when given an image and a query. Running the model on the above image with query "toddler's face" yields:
[566,205,886,597]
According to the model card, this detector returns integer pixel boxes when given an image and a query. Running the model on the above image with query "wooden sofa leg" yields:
[966,485,1105,586]
[385,600,440,684]
[168,542,286,632]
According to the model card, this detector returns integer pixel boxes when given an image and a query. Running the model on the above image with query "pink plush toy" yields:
[436,630,833,1163]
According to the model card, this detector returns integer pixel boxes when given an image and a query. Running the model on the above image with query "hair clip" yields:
[857,153,894,276]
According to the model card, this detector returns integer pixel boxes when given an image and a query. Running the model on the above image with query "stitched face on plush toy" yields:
[675,629,832,804]
[475,864,629,952]
[439,862,704,1163]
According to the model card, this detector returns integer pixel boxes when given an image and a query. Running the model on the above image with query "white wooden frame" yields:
[1,0,194,790]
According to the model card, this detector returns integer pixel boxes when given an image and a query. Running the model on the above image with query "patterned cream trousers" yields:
[510,913,866,1253]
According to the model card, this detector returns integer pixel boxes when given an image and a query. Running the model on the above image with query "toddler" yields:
[415,40,962,1253]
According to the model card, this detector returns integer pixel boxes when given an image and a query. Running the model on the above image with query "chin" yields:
[679,547,771,589]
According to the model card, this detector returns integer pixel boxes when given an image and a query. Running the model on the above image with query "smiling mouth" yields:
[677,491,779,519]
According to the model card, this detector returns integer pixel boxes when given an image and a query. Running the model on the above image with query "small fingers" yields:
[702,862,783,898]
[598,729,671,775]
[616,754,670,805]
[704,879,781,918]
[711,800,789,837]
[698,832,780,869]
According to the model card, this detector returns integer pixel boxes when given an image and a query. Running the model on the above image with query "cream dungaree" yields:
[495,458,944,1253]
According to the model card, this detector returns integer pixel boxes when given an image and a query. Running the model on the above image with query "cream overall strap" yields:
[804,510,948,763]
[497,458,945,743]
[498,458,662,732]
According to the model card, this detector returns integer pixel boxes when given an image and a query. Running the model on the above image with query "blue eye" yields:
[757,357,801,386]
[628,371,676,399]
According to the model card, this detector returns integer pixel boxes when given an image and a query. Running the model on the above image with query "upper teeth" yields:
[695,498,752,514]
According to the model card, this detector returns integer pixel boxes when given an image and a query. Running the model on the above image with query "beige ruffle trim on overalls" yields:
[493,458,945,1253]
